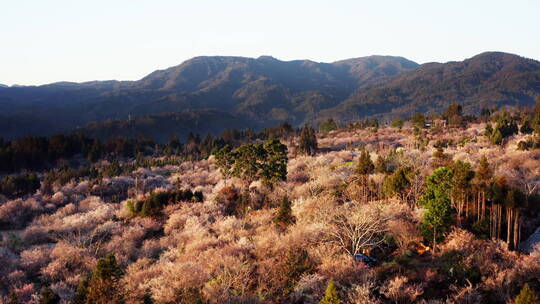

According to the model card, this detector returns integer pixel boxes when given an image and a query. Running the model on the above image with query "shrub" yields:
[516,283,540,304]
[320,279,341,304]
[83,254,124,304]
[129,189,204,217]
[273,196,296,229]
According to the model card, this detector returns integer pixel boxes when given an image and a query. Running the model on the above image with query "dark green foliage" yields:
[129,189,203,217]
[0,172,40,198]
[280,248,316,296]
[450,161,474,196]
[320,279,341,304]
[383,167,412,201]
[419,167,455,247]
[516,283,540,304]
[391,117,404,129]
[39,286,60,304]
[214,145,235,180]
[84,254,124,304]
[260,139,288,186]
[356,149,374,176]
[142,294,154,304]
[485,111,519,145]
[319,119,338,133]
[411,113,426,129]
[472,218,490,239]
[231,143,267,184]
[521,116,534,134]
[375,155,388,174]
[273,196,296,229]
[480,107,492,119]
[533,96,540,135]
[163,136,183,156]
[488,177,525,209]
[475,155,492,185]
[437,250,481,285]
[103,160,123,177]
[72,275,90,304]
[261,122,295,140]
[230,139,288,187]
[298,125,318,155]
[0,133,155,173]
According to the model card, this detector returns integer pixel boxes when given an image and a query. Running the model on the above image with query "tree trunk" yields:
[433,226,437,254]
[506,208,512,247]
[481,191,486,220]
[513,210,520,250]
[497,205,502,240]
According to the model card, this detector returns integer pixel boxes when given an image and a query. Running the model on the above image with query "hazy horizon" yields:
[2,0,539,86]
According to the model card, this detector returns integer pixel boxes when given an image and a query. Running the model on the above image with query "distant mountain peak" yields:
[0,51,538,141]
[257,55,278,61]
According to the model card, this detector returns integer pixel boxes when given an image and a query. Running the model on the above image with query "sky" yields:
[1,0,539,86]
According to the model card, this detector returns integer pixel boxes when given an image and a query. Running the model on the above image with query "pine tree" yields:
[419,167,454,252]
[356,149,374,176]
[85,254,124,304]
[473,155,492,220]
[319,119,338,133]
[533,96,540,135]
[490,128,503,145]
[521,116,534,134]
[298,125,318,155]
[375,155,388,174]
[214,145,235,182]
[383,167,412,203]
[356,149,375,203]
[516,283,540,304]
[72,275,90,304]
[450,161,474,225]
[274,196,296,229]
[261,139,288,187]
[320,279,341,304]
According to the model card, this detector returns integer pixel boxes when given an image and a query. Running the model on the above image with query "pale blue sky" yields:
[1,0,539,85]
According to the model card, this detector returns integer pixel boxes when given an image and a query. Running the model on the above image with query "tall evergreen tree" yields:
[356,149,374,176]
[274,196,296,229]
[419,167,455,252]
[298,125,318,155]
[84,254,124,304]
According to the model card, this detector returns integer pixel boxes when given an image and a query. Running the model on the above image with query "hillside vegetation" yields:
[2,100,540,303]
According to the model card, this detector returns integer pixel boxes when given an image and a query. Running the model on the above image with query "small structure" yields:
[353,253,377,266]
[520,227,540,253]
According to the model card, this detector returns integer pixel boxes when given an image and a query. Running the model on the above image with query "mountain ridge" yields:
[0,52,539,141]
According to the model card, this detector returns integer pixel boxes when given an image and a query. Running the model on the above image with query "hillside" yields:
[322,52,540,120]
[2,114,540,303]
[1,52,540,141]
[0,55,418,139]
[77,109,256,142]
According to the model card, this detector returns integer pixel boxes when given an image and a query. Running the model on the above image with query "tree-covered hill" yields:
[321,52,540,120]
[1,52,539,141]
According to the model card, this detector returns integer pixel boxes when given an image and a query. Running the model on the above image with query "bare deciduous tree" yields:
[322,202,389,256]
